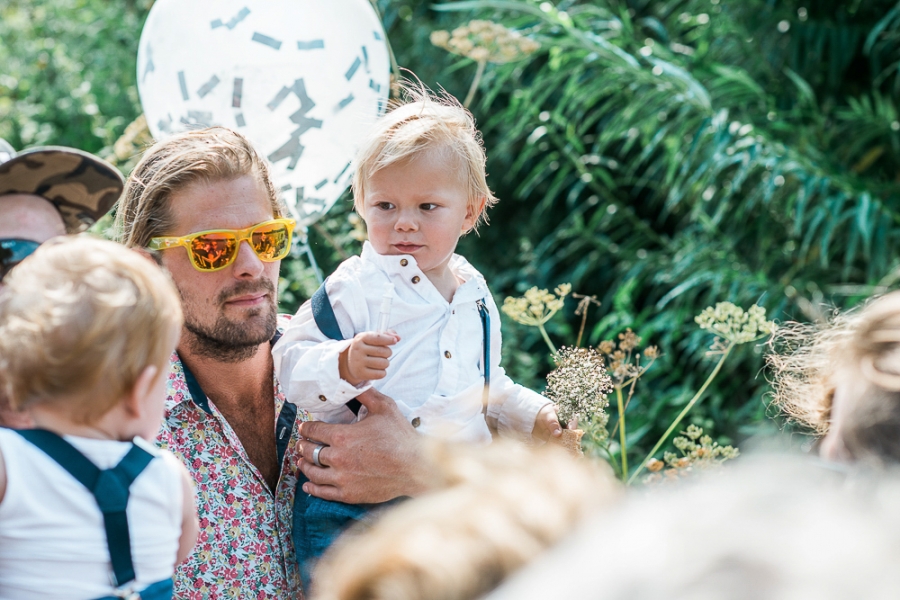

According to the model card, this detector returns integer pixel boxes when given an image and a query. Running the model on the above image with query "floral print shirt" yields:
[159,347,309,599]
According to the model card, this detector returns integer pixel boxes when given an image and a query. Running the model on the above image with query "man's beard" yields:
[182,278,278,363]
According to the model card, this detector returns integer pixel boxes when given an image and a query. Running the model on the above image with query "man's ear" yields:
[123,365,159,418]
[463,197,487,233]
[131,246,164,267]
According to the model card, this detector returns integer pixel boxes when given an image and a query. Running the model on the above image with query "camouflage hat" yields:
[0,140,124,234]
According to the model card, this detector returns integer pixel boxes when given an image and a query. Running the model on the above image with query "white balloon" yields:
[137,0,391,226]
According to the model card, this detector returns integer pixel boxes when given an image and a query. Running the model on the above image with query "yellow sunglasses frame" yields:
[148,218,296,272]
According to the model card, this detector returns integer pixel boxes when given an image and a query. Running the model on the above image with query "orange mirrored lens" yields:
[251,223,290,261]
[189,234,238,270]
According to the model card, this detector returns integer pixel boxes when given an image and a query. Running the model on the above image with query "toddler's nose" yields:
[394,213,418,232]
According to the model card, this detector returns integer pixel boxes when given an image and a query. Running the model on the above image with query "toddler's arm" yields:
[175,462,199,565]
[481,294,557,441]
[273,275,386,423]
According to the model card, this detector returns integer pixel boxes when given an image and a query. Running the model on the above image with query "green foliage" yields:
[0,0,151,153]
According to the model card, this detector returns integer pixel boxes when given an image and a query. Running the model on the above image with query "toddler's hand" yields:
[532,404,562,442]
[339,331,400,386]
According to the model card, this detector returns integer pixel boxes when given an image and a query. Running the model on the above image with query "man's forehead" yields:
[167,176,275,234]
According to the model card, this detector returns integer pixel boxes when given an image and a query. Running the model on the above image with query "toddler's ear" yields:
[463,197,488,232]
[123,365,159,418]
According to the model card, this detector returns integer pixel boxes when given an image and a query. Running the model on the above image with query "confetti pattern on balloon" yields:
[137,0,391,226]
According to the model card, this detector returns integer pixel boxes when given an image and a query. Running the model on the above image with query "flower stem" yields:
[628,343,733,485]
[616,386,628,481]
[537,323,557,355]
[464,60,487,108]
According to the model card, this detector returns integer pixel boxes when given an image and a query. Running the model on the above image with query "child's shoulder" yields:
[451,253,490,287]
[325,254,384,294]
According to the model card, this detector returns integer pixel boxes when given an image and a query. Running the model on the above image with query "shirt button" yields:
[318,395,327,402]
[444,351,452,359]
[411,276,420,284]
[411,417,421,428]
[400,258,409,267]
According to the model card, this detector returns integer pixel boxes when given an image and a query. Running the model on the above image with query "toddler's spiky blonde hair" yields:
[351,84,498,231]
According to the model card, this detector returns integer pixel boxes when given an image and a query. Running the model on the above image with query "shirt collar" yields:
[169,317,290,412]
[359,241,487,302]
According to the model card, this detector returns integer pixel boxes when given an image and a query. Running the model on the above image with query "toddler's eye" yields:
[374,202,394,211]
[420,203,438,211]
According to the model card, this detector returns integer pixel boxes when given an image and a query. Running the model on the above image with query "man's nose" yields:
[231,239,265,278]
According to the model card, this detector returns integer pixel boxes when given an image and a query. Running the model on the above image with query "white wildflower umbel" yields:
[502,284,571,353]
[629,303,777,485]
[430,20,541,64]
[695,302,777,346]
[544,346,613,426]
[430,20,541,108]
[644,425,740,484]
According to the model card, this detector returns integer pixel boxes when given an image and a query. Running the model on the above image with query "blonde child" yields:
[0,237,198,600]
[768,291,900,463]
[311,441,618,600]
[273,88,561,586]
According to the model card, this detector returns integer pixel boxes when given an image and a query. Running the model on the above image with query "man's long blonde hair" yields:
[116,126,283,248]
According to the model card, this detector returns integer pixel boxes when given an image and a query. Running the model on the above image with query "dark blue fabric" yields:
[293,473,403,592]
[476,299,490,414]
[311,281,343,341]
[311,281,362,415]
[15,429,154,587]
[94,577,174,600]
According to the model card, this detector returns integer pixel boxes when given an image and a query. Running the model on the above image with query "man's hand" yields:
[298,388,430,504]
[532,404,563,442]
[338,331,399,386]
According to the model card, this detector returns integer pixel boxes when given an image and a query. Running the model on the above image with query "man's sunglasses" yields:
[148,218,296,272]
[0,239,41,282]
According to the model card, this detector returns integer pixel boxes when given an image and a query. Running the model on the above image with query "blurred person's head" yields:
[769,291,900,463]
[0,236,182,440]
[311,441,619,600]
[0,139,123,285]
[0,139,124,429]
[486,456,900,600]
[117,127,289,362]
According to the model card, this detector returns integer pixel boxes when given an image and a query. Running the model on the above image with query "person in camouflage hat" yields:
[0,138,124,428]
[0,138,124,233]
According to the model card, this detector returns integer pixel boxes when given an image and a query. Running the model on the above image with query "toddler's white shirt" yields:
[273,242,549,443]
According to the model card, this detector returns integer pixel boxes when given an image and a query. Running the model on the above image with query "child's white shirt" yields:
[273,241,549,443]
[0,429,184,600]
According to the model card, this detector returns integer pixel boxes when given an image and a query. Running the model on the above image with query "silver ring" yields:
[312,443,327,468]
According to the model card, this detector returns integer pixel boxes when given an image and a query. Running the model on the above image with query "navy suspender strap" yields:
[310,282,492,416]
[475,299,491,416]
[311,283,343,341]
[14,429,154,587]
[312,282,363,416]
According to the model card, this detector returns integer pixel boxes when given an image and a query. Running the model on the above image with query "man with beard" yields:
[116,127,427,598]
[0,138,124,428]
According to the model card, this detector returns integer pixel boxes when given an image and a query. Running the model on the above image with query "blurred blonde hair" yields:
[351,84,498,230]
[768,292,900,460]
[312,441,618,600]
[0,236,182,423]
[116,126,283,248]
